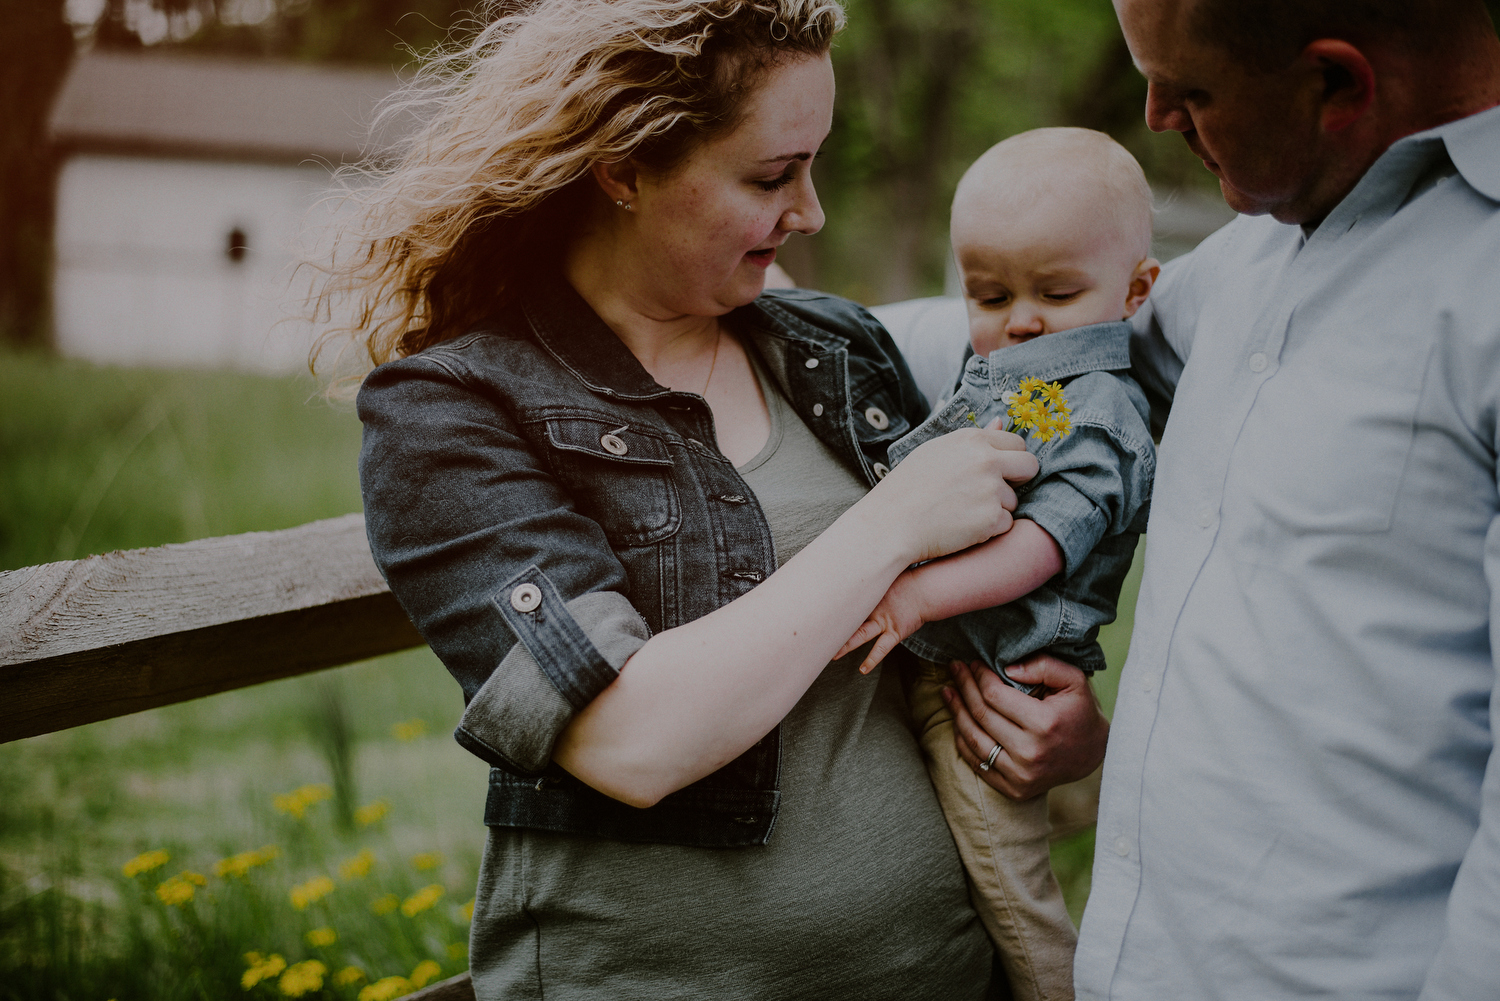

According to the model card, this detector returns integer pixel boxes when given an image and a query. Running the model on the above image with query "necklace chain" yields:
[700,327,722,398]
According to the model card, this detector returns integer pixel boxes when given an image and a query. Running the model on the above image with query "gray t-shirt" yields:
[468,354,993,1001]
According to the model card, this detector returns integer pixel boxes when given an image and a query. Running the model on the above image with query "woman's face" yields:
[630,52,834,316]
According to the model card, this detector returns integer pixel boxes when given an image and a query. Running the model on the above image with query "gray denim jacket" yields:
[357,272,927,848]
[888,321,1155,676]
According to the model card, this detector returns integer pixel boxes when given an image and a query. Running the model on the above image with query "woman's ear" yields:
[1122,258,1161,319]
[590,159,640,209]
[1301,39,1376,134]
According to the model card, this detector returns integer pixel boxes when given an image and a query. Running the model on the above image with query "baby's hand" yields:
[836,572,929,674]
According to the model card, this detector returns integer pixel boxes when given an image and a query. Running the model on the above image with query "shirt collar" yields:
[1423,101,1500,203]
[967,320,1133,388]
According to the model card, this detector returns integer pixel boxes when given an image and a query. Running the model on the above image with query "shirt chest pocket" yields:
[1230,321,1431,536]
[542,417,682,545]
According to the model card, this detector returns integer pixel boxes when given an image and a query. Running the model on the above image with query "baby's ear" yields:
[1122,257,1161,319]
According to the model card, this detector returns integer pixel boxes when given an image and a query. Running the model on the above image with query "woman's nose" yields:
[781,176,825,236]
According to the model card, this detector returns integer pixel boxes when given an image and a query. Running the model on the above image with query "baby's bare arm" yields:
[902,518,1063,622]
[837,519,1063,673]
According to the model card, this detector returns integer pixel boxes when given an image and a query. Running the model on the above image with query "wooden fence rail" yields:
[0,513,473,1000]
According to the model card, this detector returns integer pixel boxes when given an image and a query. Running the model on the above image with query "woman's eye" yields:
[754,170,796,192]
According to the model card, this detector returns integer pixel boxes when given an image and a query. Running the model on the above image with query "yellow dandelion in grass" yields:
[216,845,280,879]
[410,852,443,872]
[447,942,467,961]
[123,849,169,878]
[370,893,399,916]
[339,849,375,880]
[354,800,390,827]
[462,897,475,922]
[409,960,443,989]
[391,718,428,741]
[242,953,287,990]
[273,784,332,820]
[401,884,444,917]
[305,926,337,947]
[155,871,206,906]
[289,875,335,910]
[277,959,326,998]
[358,977,410,1001]
[334,966,366,987]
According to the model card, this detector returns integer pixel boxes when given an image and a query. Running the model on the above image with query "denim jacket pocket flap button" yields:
[542,417,681,545]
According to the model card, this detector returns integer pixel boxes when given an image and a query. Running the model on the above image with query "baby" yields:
[842,128,1159,1001]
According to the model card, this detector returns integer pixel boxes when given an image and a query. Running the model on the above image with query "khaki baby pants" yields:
[908,659,1078,1001]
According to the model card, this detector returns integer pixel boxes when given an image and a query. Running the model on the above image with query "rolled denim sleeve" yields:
[1017,372,1156,578]
[358,350,648,776]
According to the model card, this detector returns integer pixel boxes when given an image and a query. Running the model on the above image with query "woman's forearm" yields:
[550,426,1036,807]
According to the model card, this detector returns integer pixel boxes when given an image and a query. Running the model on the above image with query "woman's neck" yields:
[564,220,721,386]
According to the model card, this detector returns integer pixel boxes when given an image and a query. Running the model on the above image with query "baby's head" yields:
[951,128,1159,356]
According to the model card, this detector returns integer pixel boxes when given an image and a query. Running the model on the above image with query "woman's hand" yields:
[864,428,1038,566]
[943,656,1109,800]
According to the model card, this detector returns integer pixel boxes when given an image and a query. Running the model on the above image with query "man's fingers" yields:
[1003,652,1089,692]
[944,687,1026,797]
[949,661,1025,758]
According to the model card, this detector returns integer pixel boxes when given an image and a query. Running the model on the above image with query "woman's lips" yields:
[745,247,777,268]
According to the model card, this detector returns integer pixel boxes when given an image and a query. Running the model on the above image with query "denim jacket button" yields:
[805,357,819,369]
[510,583,543,612]
[864,406,890,430]
[812,404,824,417]
[600,433,628,456]
[872,462,890,480]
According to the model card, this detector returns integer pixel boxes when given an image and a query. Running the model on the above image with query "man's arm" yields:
[839,520,1063,673]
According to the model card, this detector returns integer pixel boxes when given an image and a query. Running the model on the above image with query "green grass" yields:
[0,347,1141,995]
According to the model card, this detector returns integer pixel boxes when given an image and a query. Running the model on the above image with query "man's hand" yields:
[942,654,1109,800]
[836,571,927,674]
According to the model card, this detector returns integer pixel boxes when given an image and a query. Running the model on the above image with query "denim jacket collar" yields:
[520,270,851,401]
[966,320,1133,398]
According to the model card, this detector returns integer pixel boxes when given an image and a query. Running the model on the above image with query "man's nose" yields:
[1145,81,1192,134]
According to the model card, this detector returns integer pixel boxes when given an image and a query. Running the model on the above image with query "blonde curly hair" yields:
[310,0,845,378]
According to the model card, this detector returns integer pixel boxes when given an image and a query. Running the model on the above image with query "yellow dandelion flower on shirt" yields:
[358,977,410,1001]
[1018,376,1045,395]
[278,960,326,998]
[1005,379,1072,441]
[401,884,444,917]
[123,850,169,878]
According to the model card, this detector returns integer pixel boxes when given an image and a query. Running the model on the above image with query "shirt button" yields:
[864,406,890,430]
[600,433,628,456]
[812,404,824,417]
[509,583,542,613]
[805,357,819,369]
[1197,507,1214,529]
[1114,836,1131,857]
[872,462,890,480]
[1140,675,1155,693]
[1248,352,1268,373]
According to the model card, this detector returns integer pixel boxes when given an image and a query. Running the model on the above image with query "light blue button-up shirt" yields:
[1078,105,1500,1001]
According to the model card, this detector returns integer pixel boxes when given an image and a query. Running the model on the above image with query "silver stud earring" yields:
[616,200,632,210]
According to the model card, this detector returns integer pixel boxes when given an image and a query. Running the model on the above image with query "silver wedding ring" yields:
[979,743,1002,772]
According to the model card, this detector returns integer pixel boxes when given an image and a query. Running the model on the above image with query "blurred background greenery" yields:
[0,0,1271,996]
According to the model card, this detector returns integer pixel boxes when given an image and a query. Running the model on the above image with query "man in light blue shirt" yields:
[921,0,1500,997]
[1085,1,1500,998]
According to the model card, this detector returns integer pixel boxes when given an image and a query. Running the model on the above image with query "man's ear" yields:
[1301,39,1376,134]
[1122,257,1160,319]
[590,159,640,207]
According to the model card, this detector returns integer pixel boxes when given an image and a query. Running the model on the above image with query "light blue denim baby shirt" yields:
[888,320,1155,675]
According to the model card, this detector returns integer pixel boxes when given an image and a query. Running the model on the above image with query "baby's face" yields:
[952,189,1150,357]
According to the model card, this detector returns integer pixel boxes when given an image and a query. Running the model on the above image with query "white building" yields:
[48,51,408,372]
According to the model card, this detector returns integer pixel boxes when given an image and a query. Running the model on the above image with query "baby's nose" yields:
[1006,310,1046,336]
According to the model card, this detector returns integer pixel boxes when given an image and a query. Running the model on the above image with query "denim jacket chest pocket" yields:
[538,414,682,546]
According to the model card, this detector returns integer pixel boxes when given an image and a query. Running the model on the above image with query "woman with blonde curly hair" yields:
[334,1,1041,996]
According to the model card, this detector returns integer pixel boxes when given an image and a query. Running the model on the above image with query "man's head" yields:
[950,128,1159,357]
[1114,0,1500,224]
